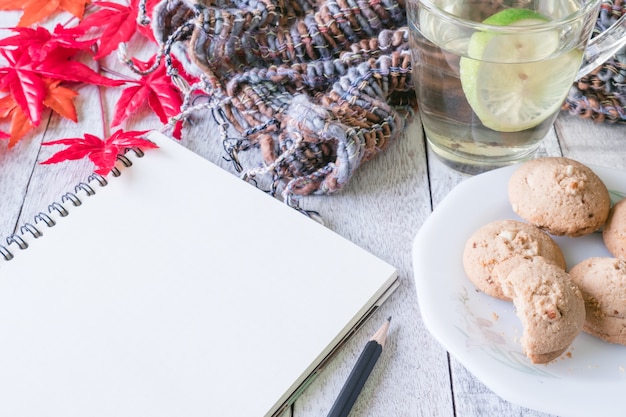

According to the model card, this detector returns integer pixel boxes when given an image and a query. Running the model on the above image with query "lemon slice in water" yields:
[459,9,582,132]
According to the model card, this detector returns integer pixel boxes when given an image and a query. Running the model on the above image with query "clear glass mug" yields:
[406,0,626,174]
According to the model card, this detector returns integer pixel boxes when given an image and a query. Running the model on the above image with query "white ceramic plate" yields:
[412,164,626,417]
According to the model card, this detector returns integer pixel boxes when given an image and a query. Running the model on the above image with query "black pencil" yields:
[326,317,391,417]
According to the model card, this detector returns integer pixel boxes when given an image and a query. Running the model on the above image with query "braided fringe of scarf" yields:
[563,0,626,123]
[145,0,414,207]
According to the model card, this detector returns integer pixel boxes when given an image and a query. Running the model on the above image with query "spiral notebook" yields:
[0,131,398,417]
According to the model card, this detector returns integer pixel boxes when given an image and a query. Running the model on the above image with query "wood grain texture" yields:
[1,6,625,416]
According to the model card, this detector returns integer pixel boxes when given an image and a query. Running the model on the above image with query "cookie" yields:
[501,257,585,364]
[569,257,626,345]
[603,198,626,259]
[508,157,610,237]
[463,219,566,300]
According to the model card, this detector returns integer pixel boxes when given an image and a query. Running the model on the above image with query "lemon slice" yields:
[459,9,582,132]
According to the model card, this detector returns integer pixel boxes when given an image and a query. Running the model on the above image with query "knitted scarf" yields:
[146,0,624,207]
[563,0,626,123]
[149,0,413,208]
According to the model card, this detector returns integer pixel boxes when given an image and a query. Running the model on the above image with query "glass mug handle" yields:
[577,12,626,79]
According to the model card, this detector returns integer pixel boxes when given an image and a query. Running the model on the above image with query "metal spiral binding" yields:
[0,150,145,262]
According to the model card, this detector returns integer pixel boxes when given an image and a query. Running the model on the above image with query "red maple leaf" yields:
[0,0,91,27]
[0,46,123,126]
[0,80,78,147]
[73,0,160,59]
[0,25,95,63]
[41,129,158,175]
[112,58,183,136]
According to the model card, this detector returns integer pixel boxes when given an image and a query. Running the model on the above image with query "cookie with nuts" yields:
[569,257,626,345]
[462,219,566,301]
[501,256,585,364]
[603,198,626,259]
[508,157,610,237]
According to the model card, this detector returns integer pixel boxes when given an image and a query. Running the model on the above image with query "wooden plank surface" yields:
[1,6,625,417]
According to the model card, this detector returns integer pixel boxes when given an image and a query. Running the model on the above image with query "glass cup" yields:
[407,0,626,174]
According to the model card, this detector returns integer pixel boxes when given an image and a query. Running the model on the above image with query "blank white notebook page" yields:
[0,131,398,417]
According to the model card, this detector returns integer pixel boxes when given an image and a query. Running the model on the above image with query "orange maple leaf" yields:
[0,0,91,27]
[43,79,78,122]
[0,94,34,148]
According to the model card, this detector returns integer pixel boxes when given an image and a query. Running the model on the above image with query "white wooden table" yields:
[1,9,625,417]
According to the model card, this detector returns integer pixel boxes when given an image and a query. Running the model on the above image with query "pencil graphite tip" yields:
[372,318,391,347]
